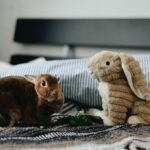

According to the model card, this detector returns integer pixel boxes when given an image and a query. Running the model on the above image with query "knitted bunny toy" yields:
[87,51,150,125]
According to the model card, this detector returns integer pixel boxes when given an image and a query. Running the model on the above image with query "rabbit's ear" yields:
[24,75,36,84]
[119,53,150,100]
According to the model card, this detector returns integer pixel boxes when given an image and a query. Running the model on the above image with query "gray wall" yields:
[1,0,150,62]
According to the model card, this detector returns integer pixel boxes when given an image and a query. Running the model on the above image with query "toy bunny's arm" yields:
[108,83,135,109]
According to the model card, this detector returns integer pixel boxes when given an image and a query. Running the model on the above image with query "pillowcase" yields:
[0,55,150,107]
[0,58,101,107]
[0,61,12,72]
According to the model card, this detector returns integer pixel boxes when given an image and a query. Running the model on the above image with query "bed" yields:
[1,19,150,149]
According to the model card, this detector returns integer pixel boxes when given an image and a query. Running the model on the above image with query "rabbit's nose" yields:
[52,91,58,98]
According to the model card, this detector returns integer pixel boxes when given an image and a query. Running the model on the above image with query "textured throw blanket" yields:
[0,124,150,150]
[0,101,150,150]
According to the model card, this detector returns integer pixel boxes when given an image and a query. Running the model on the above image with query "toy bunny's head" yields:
[87,51,124,82]
[87,51,150,100]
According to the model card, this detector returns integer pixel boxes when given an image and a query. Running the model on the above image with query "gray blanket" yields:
[0,124,150,150]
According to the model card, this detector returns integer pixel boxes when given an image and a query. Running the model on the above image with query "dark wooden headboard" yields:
[12,18,150,64]
[14,19,150,49]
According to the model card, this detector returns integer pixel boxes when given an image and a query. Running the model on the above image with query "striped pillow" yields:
[0,58,101,107]
[0,55,150,107]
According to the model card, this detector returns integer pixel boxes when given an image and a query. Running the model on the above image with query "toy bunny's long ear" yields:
[119,53,150,100]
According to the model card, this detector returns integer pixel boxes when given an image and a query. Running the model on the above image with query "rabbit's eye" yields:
[106,61,110,66]
[41,80,46,87]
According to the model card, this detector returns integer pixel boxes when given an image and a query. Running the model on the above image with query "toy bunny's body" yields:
[87,51,150,125]
[0,75,64,126]
[98,79,136,125]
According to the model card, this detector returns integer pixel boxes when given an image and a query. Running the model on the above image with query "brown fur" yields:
[87,51,150,125]
[0,74,64,126]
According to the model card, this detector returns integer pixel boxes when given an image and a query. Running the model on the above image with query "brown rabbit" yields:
[0,74,64,127]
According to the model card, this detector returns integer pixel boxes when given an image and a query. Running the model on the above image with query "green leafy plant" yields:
[52,115,103,127]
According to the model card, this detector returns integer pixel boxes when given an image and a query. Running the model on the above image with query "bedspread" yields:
[0,124,150,150]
